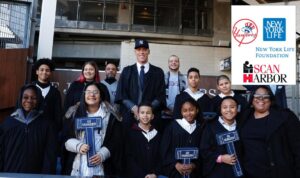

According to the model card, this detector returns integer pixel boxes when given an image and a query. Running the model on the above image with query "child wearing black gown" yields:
[173,68,212,120]
[211,75,248,115]
[200,96,242,178]
[33,58,62,132]
[0,84,57,174]
[125,103,161,178]
[161,98,205,178]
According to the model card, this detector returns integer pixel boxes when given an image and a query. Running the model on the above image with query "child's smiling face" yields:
[181,102,198,124]
[221,98,238,124]
[138,106,154,125]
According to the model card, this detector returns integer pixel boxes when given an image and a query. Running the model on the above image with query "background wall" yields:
[0,49,28,121]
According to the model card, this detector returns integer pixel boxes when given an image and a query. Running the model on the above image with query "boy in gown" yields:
[33,58,62,132]
[125,103,161,178]
[173,67,212,120]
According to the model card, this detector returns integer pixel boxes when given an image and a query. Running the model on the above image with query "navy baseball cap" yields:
[135,39,149,49]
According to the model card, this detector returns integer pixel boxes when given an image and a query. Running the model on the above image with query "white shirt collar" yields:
[176,118,197,134]
[184,88,204,100]
[218,91,235,98]
[136,62,150,74]
[218,116,236,131]
[138,123,158,142]
[36,84,50,98]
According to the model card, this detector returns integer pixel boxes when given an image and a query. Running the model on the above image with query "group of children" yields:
[126,84,299,178]
[1,58,299,178]
[127,96,241,178]
[121,65,248,177]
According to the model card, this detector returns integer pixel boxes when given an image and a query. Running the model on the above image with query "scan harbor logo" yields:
[243,61,287,83]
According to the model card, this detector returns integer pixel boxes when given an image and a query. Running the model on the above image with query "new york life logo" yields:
[243,61,287,83]
[263,18,286,41]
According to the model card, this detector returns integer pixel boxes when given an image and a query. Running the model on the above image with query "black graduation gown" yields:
[200,119,242,178]
[64,81,110,112]
[160,120,204,178]
[238,108,300,178]
[173,92,212,119]
[211,94,248,115]
[0,113,57,174]
[125,124,161,177]
[115,64,166,128]
[62,114,123,176]
[35,83,63,132]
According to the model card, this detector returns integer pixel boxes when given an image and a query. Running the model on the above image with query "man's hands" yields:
[131,105,139,120]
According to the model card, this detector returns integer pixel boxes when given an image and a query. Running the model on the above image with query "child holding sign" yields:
[161,98,205,178]
[63,82,122,176]
[200,96,242,178]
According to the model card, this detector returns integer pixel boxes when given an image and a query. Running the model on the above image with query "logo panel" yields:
[263,18,286,41]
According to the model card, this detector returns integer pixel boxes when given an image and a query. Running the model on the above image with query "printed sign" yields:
[175,147,199,178]
[76,117,102,167]
[231,6,296,85]
[216,131,243,177]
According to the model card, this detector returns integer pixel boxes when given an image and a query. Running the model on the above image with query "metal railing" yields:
[0,1,29,49]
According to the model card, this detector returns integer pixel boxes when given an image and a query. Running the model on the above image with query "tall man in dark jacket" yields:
[115,39,166,131]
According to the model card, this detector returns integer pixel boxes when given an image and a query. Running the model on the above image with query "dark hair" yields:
[105,63,117,69]
[187,67,200,77]
[85,82,106,101]
[17,84,43,111]
[75,82,107,117]
[138,102,153,112]
[216,75,231,85]
[248,85,278,109]
[180,98,200,118]
[34,58,55,71]
[180,98,205,124]
[77,61,100,83]
[217,96,238,116]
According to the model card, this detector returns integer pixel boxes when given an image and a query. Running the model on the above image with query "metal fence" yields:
[0,1,29,49]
